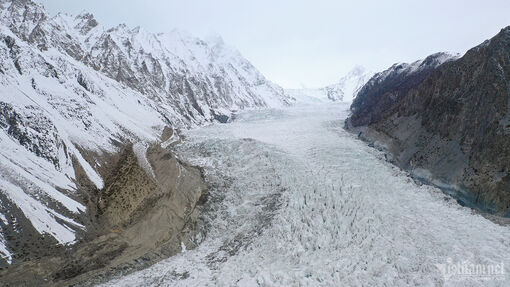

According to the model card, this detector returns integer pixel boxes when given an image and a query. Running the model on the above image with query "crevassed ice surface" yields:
[103,103,510,286]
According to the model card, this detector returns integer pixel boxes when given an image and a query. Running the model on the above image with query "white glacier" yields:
[103,103,510,286]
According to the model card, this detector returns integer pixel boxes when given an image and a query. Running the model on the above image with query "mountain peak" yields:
[73,10,98,35]
[287,65,373,103]
[205,33,225,47]
[346,65,366,77]
[419,52,459,68]
[75,10,94,20]
[4,0,46,27]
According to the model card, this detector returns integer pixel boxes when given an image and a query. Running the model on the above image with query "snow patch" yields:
[161,131,180,149]
[0,232,12,264]
[0,178,79,245]
[133,142,155,178]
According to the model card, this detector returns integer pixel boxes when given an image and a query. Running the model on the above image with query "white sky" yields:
[37,0,510,89]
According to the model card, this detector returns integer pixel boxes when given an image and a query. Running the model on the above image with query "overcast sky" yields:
[38,0,510,88]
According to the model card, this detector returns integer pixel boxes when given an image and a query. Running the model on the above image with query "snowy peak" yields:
[1,0,46,37]
[344,65,366,78]
[287,66,373,103]
[73,11,98,35]
[328,66,374,102]
[376,52,458,83]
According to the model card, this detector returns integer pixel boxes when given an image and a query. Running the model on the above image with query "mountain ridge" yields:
[346,27,510,215]
[0,0,291,266]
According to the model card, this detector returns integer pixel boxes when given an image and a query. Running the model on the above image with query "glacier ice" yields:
[103,103,510,286]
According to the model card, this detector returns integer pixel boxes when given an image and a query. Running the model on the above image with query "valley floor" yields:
[103,103,510,286]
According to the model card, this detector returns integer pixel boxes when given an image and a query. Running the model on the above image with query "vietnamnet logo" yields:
[435,258,505,282]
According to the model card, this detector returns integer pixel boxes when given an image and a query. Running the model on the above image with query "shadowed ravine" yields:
[103,103,510,286]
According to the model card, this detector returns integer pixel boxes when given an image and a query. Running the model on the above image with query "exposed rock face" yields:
[349,53,457,126]
[0,140,207,286]
[347,29,510,215]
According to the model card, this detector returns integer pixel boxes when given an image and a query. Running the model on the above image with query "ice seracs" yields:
[103,103,510,286]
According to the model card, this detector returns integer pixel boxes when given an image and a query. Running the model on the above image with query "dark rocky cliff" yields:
[347,27,510,215]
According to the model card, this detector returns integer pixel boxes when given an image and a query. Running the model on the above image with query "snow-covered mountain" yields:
[0,0,292,264]
[287,66,373,103]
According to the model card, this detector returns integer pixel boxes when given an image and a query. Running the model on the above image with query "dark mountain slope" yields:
[347,27,510,215]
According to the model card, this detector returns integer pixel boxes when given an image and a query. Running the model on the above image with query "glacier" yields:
[103,103,510,286]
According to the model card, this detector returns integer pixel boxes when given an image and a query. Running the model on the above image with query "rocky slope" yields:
[0,0,291,272]
[1,140,208,286]
[346,28,510,215]
[287,66,373,103]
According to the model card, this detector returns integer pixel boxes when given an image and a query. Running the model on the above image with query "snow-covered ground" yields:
[103,103,510,286]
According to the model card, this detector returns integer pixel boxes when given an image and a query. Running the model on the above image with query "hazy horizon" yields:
[37,0,510,89]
